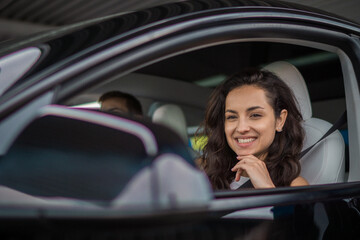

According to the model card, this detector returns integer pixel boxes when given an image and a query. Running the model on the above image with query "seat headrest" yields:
[152,104,188,144]
[263,61,312,120]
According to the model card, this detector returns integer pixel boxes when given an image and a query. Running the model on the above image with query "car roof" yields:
[0,0,359,55]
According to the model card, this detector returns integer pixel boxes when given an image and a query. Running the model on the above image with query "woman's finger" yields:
[231,163,248,181]
[235,169,242,181]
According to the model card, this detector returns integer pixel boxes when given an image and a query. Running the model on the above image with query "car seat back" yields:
[152,104,188,144]
[264,61,345,184]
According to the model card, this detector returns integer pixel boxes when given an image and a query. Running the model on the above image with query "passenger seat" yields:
[152,104,189,145]
[264,61,346,184]
[151,103,199,159]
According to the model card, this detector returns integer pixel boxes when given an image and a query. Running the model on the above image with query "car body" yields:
[1,0,360,239]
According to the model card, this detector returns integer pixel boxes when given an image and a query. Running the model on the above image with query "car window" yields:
[62,41,347,190]
[0,40,346,210]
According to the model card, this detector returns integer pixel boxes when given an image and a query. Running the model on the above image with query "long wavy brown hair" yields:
[199,69,304,190]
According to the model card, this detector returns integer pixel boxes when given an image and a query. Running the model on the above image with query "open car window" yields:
[63,40,347,187]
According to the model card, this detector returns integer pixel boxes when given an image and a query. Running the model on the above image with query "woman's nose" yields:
[236,119,250,133]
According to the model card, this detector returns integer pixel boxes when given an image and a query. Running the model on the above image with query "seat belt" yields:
[300,110,347,158]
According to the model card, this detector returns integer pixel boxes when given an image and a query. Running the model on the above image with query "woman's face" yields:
[224,85,287,160]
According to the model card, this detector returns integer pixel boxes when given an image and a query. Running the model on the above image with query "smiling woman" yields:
[198,69,308,190]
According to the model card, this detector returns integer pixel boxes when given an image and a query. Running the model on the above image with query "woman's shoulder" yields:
[195,158,205,169]
[290,176,309,187]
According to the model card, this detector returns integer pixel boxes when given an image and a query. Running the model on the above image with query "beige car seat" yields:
[264,61,345,184]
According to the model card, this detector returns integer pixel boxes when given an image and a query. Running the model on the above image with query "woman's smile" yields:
[237,137,256,144]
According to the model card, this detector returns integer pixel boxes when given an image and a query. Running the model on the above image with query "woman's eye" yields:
[226,115,236,120]
[250,113,262,118]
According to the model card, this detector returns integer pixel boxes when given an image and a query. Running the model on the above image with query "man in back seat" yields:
[98,91,143,117]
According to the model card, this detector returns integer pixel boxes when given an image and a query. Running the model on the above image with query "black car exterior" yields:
[0,1,360,239]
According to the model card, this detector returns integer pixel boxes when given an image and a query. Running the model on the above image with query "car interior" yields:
[63,41,348,186]
[0,40,349,208]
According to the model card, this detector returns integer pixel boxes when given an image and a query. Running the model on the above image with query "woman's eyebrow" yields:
[225,109,237,114]
[247,106,264,112]
[225,106,265,114]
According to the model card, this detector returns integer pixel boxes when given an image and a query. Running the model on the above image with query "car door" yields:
[0,3,360,237]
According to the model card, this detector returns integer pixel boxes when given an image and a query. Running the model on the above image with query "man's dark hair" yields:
[98,91,143,115]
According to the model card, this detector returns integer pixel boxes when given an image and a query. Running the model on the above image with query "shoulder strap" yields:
[300,110,347,158]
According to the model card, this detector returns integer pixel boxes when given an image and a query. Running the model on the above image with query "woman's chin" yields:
[235,150,267,160]
[236,150,255,156]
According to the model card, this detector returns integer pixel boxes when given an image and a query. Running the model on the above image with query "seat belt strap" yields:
[300,110,347,158]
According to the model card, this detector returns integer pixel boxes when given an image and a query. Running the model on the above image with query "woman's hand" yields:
[231,155,275,188]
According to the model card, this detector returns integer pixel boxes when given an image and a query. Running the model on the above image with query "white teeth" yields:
[237,138,255,143]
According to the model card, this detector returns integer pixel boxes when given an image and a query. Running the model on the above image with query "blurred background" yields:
[0,0,359,42]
